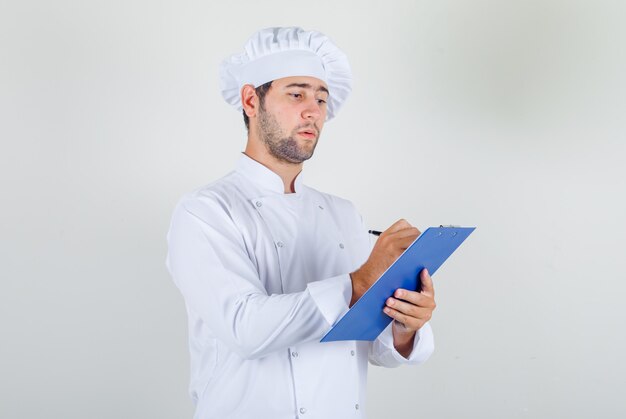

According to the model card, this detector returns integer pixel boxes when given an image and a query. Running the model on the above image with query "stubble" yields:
[257,106,319,164]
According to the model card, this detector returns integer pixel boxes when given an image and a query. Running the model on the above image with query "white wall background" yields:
[1,0,625,418]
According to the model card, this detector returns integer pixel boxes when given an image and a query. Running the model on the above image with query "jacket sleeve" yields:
[165,195,351,360]
[368,321,435,367]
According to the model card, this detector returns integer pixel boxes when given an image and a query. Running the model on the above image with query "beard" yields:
[257,106,320,164]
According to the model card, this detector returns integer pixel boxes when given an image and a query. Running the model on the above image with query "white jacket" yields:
[166,154,434,419]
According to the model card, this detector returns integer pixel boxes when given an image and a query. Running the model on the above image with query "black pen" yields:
[368,230,382,236]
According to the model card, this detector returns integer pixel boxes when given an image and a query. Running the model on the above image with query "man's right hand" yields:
[349,219,421,307]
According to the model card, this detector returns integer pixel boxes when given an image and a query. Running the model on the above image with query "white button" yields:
[255,201,262,207]
[339,243,345,249]
[350,350,355,356]
[300,407,307,414]
[277,241,284,248]
[292,351,298,358]
[355,404,359,410]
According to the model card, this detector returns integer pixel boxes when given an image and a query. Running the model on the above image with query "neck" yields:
[244,142,303,194]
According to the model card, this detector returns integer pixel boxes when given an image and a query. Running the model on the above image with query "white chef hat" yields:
[219,27,352,121]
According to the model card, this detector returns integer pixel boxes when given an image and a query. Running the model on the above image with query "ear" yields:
[241,84,258,119]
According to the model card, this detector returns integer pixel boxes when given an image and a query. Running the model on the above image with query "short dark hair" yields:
[243,81,273,131]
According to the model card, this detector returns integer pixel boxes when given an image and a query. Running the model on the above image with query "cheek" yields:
[271,103,295,121]
[320,107,328,123]
[278,109,305,129]
[274,112,296,131]
[316,114,326,131]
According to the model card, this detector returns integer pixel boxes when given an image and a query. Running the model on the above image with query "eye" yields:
[289,93,303,99]
[317,98,327,105]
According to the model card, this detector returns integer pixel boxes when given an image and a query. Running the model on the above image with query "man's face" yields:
[256,76,329,164]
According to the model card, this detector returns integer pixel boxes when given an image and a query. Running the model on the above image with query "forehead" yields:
[271,76,328,92]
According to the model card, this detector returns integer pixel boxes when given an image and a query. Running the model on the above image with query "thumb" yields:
[420,268,435,297]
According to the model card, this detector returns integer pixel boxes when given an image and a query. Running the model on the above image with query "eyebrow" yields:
[284,83,329,95]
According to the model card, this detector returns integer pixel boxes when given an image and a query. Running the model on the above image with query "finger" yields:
[393,233,420,251]
[384,228,421,252]
[391,289,435,308]
[383,306,424,330]
[392,289,419,305]
[387,226,421,240]
[385,299,433,325]
[420,268,435,298]
[386,297,420,318]
[384,219,413,234]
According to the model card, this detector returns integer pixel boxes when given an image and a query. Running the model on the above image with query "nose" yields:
[301,98,323,122]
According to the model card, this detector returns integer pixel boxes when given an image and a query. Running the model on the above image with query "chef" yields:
[166,26,436,419]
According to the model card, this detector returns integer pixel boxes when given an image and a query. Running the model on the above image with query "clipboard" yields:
[320,226,475,342]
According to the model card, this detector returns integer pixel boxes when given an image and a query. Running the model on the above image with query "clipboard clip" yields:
[438,225,461,237]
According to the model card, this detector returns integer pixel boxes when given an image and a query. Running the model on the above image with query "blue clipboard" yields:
[320,226,475,342]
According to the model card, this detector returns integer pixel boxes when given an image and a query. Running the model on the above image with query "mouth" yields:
[297,129,317,139]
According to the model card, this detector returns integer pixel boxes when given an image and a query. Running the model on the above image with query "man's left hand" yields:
[385,268,436,357]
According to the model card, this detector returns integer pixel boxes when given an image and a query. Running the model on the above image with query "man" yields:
[166,27,436,419]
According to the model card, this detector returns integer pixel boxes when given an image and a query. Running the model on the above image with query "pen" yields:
[368,230,382,236]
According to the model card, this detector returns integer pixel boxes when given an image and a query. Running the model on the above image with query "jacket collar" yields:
[236,153,304,194]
